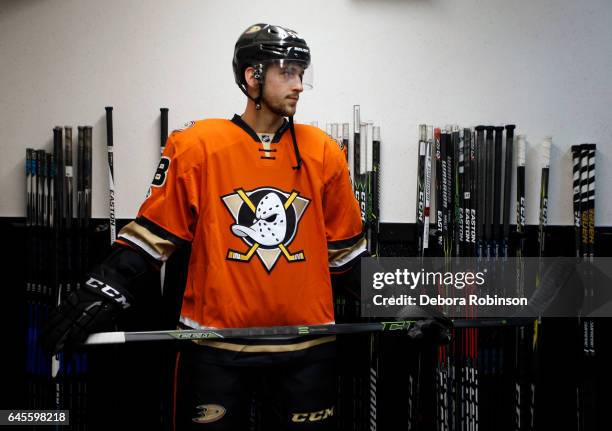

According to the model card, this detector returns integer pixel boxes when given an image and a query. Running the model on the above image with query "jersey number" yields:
[152,157,171,187]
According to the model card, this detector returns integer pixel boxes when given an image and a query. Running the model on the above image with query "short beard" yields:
[261,93,295,118]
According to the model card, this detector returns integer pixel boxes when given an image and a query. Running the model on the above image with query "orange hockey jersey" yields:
[117,115,366,330]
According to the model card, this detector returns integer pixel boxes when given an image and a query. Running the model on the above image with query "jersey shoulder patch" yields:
[171,118,234,137]
[172,120,196,134]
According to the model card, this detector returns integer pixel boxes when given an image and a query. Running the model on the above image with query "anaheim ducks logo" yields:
[221,187,310,273]
[192,404,226,424]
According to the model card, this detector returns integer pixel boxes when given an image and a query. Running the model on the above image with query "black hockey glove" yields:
[406,316,453,345]
[42,244,157,355]
[41,270,134,356]
[397,304,453,345]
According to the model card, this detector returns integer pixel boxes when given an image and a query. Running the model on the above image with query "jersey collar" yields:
[231,114,290,143]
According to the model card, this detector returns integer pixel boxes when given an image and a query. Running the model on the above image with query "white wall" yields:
[1,0,610,226]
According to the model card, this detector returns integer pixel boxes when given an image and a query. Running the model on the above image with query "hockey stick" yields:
[158,108,169,294]
[456,126,464,258]
[367,125,382,429]
[411,127,432,427]
[342,123,349,162]
[84,318,532,345]
[502,125,515,259]
[52,127,64,389]
[493,126,503,258]
[86,321,419,344]
[537,137,551,264]
[530,136,551,430]
[459,130,472,431]
[475,126,486,259]
[435,128,443,254]
[105,107,116,244]
[454,127,460,259]
[64,128,74,297]
[423,127,433,257]
[516,135,527,260]
[353,105,361,181]
[84,126,93,272]
[79,126,94,424]
[25,149,36,406]
[514,134,528,431]
[370,126,381,256]
[433,127,450,431]
[585,143,596,358]
[571,146,582,258]
[417,125,427,255]
[160,107,169,155]
[577,143,596,431]
[441,130,451,259]
[484,126,494,258]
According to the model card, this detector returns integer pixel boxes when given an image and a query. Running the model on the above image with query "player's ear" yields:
[244,67,258,91]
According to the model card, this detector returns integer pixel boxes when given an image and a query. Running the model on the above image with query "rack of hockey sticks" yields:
[312,113,380,256]
[311,112,380,257]
[414,125,561,431]
[24,107,173,429]
[311,107,383,431]
[25,125,93,428]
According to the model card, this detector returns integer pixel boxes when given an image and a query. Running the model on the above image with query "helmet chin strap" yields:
[254,64,263,110]
[288,116,302,170]
[239,64,264,109]
[243,89,262,110]
[255,85,262,110]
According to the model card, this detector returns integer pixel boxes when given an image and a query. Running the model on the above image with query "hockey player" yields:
[42,23,451,429]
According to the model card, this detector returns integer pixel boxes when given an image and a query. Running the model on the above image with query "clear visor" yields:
[264,59,314,90]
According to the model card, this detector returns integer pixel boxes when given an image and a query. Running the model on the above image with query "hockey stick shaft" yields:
[423,127,433,254]
[502,125,515,257]
[417,125,426,255]
[538,138,551,258]
[105,107,116,244]
[160,107,169,155]
[516,135,526,256]
[84,318,532,345]
[371,126,381,255]
[87,321,419,344]
[435,128,443,253]
[484,126,494,257]
[475,126,485,257]
[571,145,582,257]
[353,105,361,179]
[493,126,503,257]
[342,123,350,162]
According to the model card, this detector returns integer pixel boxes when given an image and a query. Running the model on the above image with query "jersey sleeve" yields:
[322,138,367,274]
[117,131,202,263]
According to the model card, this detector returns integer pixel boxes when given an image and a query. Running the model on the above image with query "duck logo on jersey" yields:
[192,404,226,424]
[221,187,310,273]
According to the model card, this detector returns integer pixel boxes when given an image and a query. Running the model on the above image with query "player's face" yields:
[262,62,304,117]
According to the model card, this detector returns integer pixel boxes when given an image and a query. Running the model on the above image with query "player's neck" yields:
[240,102,285,134]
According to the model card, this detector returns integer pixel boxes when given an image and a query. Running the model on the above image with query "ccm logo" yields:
[85,277,130,309]
[291,407,334,423]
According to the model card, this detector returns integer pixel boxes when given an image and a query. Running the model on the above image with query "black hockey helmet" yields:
[233,24,311,171]
[233,23,312,97]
